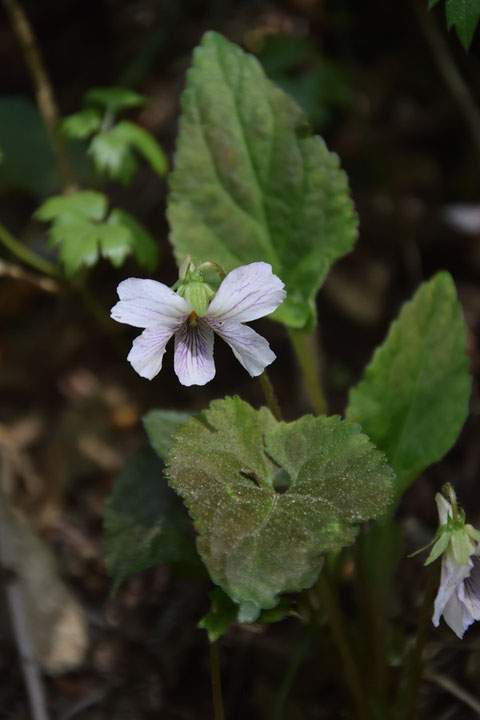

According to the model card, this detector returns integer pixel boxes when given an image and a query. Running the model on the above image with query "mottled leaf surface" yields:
[168,32,357,331]
[347,272,471,496]
[167,397,393,617]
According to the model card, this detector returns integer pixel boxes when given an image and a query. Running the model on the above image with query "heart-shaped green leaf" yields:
[167,396,393,619]
[168,32,357,331]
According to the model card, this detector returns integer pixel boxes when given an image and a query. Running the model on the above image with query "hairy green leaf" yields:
[85,87,147,112]
[143,409,192,460]
[168,32,357,331]
[347,272,471,496]
[167,396,393,617]
[104,446,200,594]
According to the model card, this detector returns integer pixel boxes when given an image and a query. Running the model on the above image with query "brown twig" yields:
[0,258,61,293]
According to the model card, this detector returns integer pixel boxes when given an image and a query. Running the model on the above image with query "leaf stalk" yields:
[0,221,60,278]
[258,370,282,421]
[287,328,327,415]
[209,640,226,720]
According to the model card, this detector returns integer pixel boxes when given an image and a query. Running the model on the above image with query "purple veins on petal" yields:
[209,319,276,377]
[174,318,215,386]
[112,277,191,328]
[206,262,286,323]
[127,325,179,380]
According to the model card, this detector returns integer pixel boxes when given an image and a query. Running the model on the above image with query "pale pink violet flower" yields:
[111,261,286,386]
[431,492,480,638]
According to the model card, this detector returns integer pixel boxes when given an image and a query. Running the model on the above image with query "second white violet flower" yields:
[428,489,480,638]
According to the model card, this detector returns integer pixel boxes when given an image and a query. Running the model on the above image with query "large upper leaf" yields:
[104,446,200,593]
[167,396,393,619]
[347,272,471,497]
[167,32,357,331]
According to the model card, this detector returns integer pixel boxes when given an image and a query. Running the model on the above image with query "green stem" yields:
[209,640,226,720]
[272,629,311,720]
[398,562,439,720]
[258,370,282,421]
[355,527,388,713]
[0,221,59,278]
[287,328,327,415]
[315,572,370,720]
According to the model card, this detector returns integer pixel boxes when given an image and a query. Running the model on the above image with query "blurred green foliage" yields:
[35,190,159,276]
[256,34,352,129]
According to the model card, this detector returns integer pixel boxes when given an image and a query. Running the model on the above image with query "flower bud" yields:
[175,257,215,317]
[178,281,215,317]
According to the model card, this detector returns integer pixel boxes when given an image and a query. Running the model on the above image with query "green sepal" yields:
[424,529,450,565]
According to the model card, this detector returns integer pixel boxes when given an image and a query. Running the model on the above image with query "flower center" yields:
[189,310,198,327]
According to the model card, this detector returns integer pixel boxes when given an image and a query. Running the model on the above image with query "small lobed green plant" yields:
[34,191,158,277]
[25,86,167,277]
[103,32,473,719]
[61,86,168,183]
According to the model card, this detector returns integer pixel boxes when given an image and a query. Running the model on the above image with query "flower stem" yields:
[272,629,311,720]
[355,526,388,713]
[258,370,282,421]
[0,221,60,278]
[287,328,327,415]
[2,0,78,193]
[314,571,370,720]
[209,640,225,720]
[397,561,439,720]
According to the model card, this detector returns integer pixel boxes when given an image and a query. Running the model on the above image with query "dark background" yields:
[1,1,480,717]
